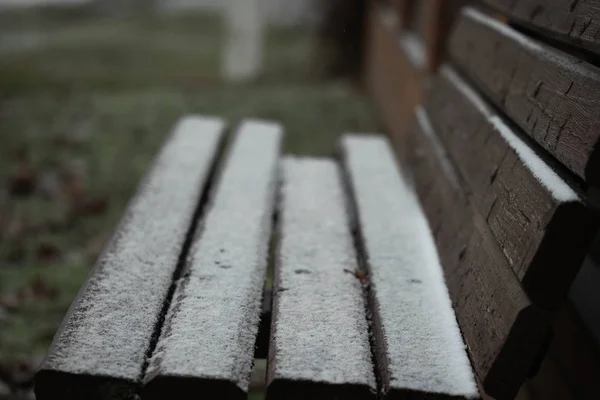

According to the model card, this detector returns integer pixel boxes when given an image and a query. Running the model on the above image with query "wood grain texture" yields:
[449,7,600,186]
[480,0,600,55]
[365,1,428,153]
[424,65,599,310]
[406,108,551,400]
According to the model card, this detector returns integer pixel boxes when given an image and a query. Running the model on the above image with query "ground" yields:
[0,5,381,398]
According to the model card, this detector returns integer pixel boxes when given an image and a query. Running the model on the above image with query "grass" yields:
[0,4,382,393]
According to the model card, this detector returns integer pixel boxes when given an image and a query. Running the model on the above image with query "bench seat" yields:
[35,116,481,400]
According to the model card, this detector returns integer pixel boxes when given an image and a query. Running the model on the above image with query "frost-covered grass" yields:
[0,5,381,396]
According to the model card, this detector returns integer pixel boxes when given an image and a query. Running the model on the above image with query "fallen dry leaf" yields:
[35,243,61,262]
[30,278,58,301]
[8,167,36,197]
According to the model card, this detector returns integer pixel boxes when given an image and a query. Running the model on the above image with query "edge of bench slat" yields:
[142,119,282,399]
[425,65,598,310]
[34,116,225,399]
[340,134,480,399]
[407,108,552,400]
[449,6,600,185]
[266,157,376,400]
[480,0,600,56]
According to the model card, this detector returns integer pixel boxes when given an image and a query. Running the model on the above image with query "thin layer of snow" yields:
[401,33,426,69]
[41,116,225,381]
[415,106,460,190]
[462,7,544,53]
[340,135,479,399]
[489,116,579,202]
[441,64,579,203]
[440,65,492,118]
[270,157,376,390]
[144,120,282,392]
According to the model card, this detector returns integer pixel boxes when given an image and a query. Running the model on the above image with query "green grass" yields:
[0,5,381,390]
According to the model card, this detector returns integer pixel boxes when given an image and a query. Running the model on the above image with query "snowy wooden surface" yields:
[266,157,376,400]
[340,134,479,400]
[481,0,600,56]
[142,120,281,399]
[34,116,225,399]
[405,109,551,400]
[449,6,600,186]
[425,65,598,310]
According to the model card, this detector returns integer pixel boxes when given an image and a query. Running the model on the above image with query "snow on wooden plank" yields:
[480,0,600,56]
[340,135,480,400]
[142,120,282,400]
[34,116,225,400]
[405,109,551,400]
[425,65,598,310]
[266,157,376,400]
[449,6,600,186]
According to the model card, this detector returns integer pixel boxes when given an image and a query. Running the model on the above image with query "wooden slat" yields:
[480,0,600,56]
[424,65,598,310]
[449,6,600,186]
[266,157,376,400]
[365,1,427,152]
[141,120,282,400]
[340,135,480,400]
[34,117,225,400]
[405,108,551,400]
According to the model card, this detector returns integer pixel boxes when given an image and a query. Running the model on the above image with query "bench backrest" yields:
[362,0,600,399]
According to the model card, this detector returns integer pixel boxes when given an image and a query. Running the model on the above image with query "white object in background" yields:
[222,0,264,82]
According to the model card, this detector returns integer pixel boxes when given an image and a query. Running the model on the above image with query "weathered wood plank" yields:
[340,135,479,400]
[405,108,551,400]
[480,0,600,55]
[449,6,600,185]
[142,120,282,400]
[425,65,598,310]
[365,1,428,152]
[34,116,225,400]
[266,157,376,400]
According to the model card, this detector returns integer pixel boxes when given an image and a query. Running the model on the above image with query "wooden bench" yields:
[34,116,482,400]
[34,2,600,399]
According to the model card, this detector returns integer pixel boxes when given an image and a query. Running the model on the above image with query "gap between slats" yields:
[138,123,231,387]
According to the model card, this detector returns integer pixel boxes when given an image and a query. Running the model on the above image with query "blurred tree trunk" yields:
[222,0,265,82]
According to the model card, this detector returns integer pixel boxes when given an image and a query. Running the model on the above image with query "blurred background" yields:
[0,0,380,398]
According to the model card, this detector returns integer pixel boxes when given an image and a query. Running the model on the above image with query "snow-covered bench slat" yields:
[266,157,376,400]
[142,120,282,400]
[405,109,551,400]
[34,117,225,400]
[424,65,599,310]
[449,6,600,186]
[340,135,480,400]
